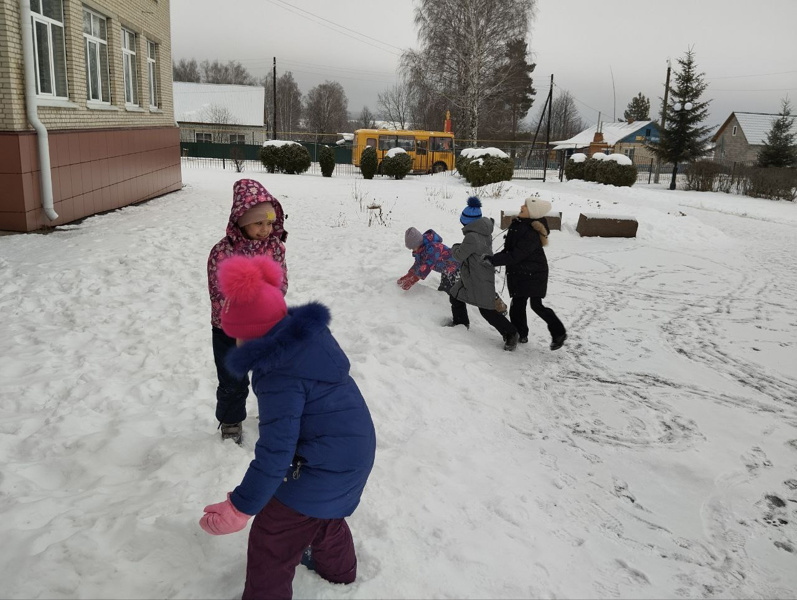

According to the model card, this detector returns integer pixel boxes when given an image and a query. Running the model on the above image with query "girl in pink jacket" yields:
[207,179,288,443]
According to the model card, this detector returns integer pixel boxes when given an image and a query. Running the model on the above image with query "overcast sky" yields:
[170,0,797,133]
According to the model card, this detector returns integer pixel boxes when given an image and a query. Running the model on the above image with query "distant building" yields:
[1,0,182,232]
[173,82,267,146]
[551,120,660,162]
[712,111,797,163]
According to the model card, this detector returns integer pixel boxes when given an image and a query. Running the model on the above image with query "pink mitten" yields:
[200,493,252,535]
[397,273,420,290]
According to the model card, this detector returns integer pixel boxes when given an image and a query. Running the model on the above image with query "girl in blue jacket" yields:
[199,255,376,600]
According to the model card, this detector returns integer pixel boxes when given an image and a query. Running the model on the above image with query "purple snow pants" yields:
[242,497,357,600]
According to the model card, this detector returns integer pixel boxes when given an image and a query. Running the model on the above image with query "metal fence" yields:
[181,157,365,178]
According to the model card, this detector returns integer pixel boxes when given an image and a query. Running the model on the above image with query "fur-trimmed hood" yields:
[225,302,349,382]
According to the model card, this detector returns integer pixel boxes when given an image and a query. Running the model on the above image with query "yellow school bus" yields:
[352,129,455,174]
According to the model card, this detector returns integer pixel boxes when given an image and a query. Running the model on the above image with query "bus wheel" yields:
[432,162,447,173]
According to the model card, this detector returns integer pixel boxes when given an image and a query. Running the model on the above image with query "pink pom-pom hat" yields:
[218,255,287,340]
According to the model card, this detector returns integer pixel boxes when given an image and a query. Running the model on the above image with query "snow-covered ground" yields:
[2,165,796,599]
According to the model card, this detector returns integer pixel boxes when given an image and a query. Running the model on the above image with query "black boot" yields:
[504,332,519,351]
[220,422,243,444]
[550,333,567,351]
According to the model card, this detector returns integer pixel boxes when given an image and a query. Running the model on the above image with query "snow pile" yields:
[591,152,608,160]
[385,147,407,158]
[607,153,633,166]
[262,140,301,147]
[460,147,509,159]
[569,152,587,163]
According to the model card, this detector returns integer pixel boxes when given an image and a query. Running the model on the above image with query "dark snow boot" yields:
[444,320,469,329]
[550,333,567,351]
[301,546,316,572]
[220,422,243,445]
[504,332,519,351]
[519,336,528,344]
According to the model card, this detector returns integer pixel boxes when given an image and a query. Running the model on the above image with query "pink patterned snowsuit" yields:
[207,179,288,329]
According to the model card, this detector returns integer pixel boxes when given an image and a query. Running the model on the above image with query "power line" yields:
[262,0,403,57]
[708,70,797,80]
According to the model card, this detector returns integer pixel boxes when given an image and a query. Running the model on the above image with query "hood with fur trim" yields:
[225,302,349,383]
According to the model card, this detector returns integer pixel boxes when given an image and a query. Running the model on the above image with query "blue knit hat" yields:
[460,196,482,226]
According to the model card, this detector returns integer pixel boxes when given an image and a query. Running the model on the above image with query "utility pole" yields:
[653,59,671,183]
[272,57,277,140]
[542,74,554,182]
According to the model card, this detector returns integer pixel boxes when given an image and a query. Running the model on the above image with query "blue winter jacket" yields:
[225,302,376,519]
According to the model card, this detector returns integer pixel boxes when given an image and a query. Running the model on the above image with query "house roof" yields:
[550,120,655,150]
[173,82,265,127]
[712,111,797,145]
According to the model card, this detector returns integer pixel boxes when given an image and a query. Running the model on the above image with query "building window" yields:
[732,125,737,136]
[229,134,246,144]
[122,28,139,106]
[83,8,110,103]
[30,0,68,98]
[645,128,651,137]
[623,148,636,160]
[147,40,159,108]
[196,132,212,143]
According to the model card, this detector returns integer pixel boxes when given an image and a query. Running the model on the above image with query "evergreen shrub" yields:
[319,145,335,177]
[565,158,586,181]
[596,160,637,187]
[381,152,413,179]
[259,145,280,173]
[464,156,514,186]
[360,147,378,180]
[582,158,601,182]
[279,144,311,174]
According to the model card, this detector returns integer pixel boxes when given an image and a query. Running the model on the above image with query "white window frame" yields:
[146,40,159,109]
[732,125,737,136]
[196,132,212,143]
[30,0,69,99]
[121,28,139,106]
[83,7,111,104]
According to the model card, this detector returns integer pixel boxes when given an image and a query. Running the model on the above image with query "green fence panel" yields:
[181,141,353,164]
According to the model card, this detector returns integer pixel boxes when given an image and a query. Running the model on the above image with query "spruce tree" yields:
[757,99,797,168]
[646,48,713,189]
[623,92,650,121]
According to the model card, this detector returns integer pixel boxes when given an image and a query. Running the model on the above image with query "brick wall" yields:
[1,0,175,132]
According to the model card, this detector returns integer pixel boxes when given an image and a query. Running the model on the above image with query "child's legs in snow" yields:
[212,327,249,424]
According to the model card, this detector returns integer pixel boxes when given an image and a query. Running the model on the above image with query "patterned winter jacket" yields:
[226,302,376,518]
[405,229,460,280]
[207,181,288,328]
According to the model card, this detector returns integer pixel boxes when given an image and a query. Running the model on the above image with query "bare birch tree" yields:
[173,58,200,82]
[263,72,303,137]
[402,0,536,143]
[377,84,412,129]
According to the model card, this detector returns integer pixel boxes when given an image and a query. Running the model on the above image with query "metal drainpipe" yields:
[19,0,58,221]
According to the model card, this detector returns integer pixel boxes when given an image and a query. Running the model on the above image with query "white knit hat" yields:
[525,198,552,220]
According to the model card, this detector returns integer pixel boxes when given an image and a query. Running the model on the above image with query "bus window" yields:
[416,139,428,155]
[431,137,452,152]
[366,138,377,148]
[379,136,416,151]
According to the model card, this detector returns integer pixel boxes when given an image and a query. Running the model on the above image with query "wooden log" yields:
[576,213,637,238]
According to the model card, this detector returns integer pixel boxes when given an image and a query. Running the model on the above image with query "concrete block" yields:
[576,213,637,238]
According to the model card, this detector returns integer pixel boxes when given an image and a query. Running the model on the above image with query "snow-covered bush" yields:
[319,145,336,178]
[280,143,311,174]
[360,146,378,180]
[457,148,513,186]
[582,158,601,182]
[259,145,280,173]
[381,148,412,180]
[259,141,311,175]
[596,157,637,187]
[565,156,586,181]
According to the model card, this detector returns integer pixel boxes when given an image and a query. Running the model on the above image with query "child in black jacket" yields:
[488,198,567,350]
